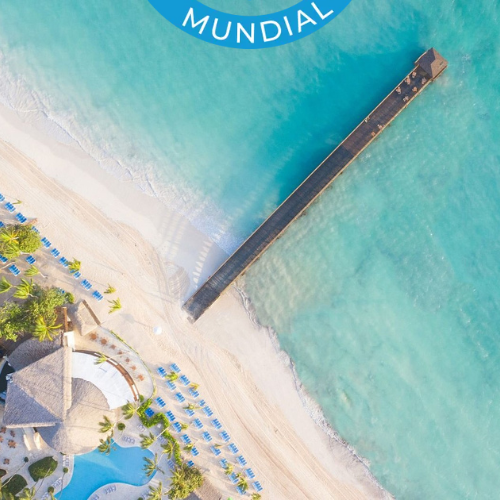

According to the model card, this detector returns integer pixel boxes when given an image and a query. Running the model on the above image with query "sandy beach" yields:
[0,102,389,499]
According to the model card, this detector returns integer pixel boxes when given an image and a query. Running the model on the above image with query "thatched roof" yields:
[3,347,72,428]
[416,48,447,79]
[39,378,117,455]
[7,337,60,371]
[69,300,101,336]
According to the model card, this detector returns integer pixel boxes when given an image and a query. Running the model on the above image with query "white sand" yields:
[0,103,390,500]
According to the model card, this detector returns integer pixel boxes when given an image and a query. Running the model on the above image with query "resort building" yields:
[0,302,139,455]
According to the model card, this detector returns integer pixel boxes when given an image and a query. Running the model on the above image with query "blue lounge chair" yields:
[57,288,66,295]
[193,419,203,429]
[8,265,20,276]
[185,409,195,417]
[155,397,166,408]
[229,473,238,485]
[181,434,191,445]
[179,375,190,386]
[188,387,199,398]
[253,481,263,492]
[166,380,176,391]
[202,406,213,417]
[191,447,199,457]
[228,443,239,455]
[15,213,26,223]
[170,363,180,373]
[0,194,4,202]
[187,461,194,468]
[167,459,176,470]
[202,432,212,442]
[246,468,255,479]
[4,202,15,213]
[211,419,222,430]
[92,291,103,301]
[210,446,221,456]
[59,257,68,266]
[237,486,246,496]
[220,459,228,469]
[73,271,81,279]
[172,422,182,433]
[0,221,4,229]
[32,226,39,233]
[175,392,185,403]
[51,248,60,257]
[198,399,206,407]
[0,254,8,264]
[26,255,36,265]
[220,431,230,442]
[157,367,167,377]
[166,411,176,422]
[237,456,247,467]
[144,408,155,418]
[41,237,51,248]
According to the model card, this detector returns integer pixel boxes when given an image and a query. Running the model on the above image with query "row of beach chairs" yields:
[151,362,262,495]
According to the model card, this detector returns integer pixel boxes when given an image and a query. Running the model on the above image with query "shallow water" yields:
[0,0,499,498]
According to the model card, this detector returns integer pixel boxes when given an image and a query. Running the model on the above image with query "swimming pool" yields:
[56,442,154,500]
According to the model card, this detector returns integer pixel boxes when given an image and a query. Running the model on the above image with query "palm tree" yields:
[94,353,111,365]
[250,494,262,500]
[99,415,115,434]
[0,277,12,294]
[143,454,164,478]
[189,382,200,391]
[25,265,46,278]
[0,242,19,260]
[146,481,166,500]
[179,422,189,431]
[166,371,179,382]
[121,401,139,420]
[67,259,81,273]
[183,403,201,412]
[13,278,35,299]
[0,227,18,245]
[97,435,115,455]
[140,431,156,449]
[236,474,248,493]
[223,463,234,476]
[183,443,194,454]
[108,298,122,314]
[161,439,175,460]
[18,487,36,500]
[104,284,116,294]
[33,316,61,342]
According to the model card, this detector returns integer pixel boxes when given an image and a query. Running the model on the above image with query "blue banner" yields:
[147,0,352,49]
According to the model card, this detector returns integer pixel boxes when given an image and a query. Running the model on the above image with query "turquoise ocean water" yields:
[0,1,499,498]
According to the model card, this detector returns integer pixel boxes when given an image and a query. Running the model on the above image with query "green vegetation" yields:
[28,456,58,482]
[0,224,41,260]
[0,284,67,341]
[67,259,81,273]
[117,422,126,432]
[168,462,204,500]
[0,470,6,479]
[99,415,115,434]
[97,436,115,455]
[146,482,166,500]
[2,475,27,496]
[142,454,164,477]
[0,277,12,294]
[108,298,122,314]
[18,486,36,500]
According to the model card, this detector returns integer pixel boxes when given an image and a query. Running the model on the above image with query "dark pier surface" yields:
[184,49,447,322]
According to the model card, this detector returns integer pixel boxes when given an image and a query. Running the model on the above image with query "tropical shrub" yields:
[2,475,27,496]
[28,456,58,481]
[167,463,204,499]
[0,285,67,341]
[0,224,41,259]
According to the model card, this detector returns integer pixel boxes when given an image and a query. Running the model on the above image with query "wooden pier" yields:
[184,49,447,322]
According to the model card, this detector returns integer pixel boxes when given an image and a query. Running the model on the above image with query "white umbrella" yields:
[153,326,163,336]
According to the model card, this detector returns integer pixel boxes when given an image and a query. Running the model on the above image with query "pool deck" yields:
[183,48,448,322]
